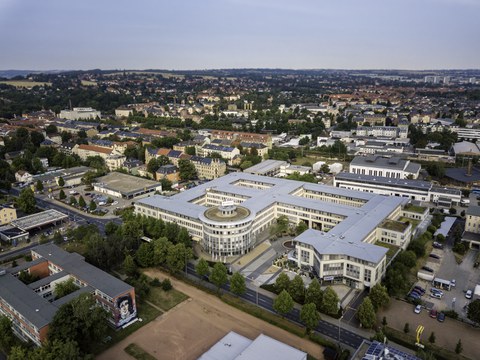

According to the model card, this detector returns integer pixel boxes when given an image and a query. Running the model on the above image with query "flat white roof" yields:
[136,172,406,263]
[198,332,307,360]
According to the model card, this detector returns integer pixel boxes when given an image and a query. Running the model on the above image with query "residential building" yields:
[15,170,33,183]
[59,107,101,120]
[190,156,226,179]
[197,144,240,165]
[210,130,273,149]
[134,172,411,289]
[349,155,421,179]
[463,205,480,249]
[0,244,136,346]
[156,164,179,183]
[0,205,17,225]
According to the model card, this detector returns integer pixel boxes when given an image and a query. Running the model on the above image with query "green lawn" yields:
[94,300,162,355]
[124,343,157,360]
[145,286,189,311]
[399,217,420,230]
[375,241,400,259]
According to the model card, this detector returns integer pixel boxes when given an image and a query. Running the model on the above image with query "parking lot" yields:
[413,240,480,317]
[46,183,134,216]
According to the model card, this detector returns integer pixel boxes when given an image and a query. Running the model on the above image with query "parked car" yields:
[431,288,444,296]
[422,266,434,273]
[409,293,421,300]
[414,305,422,314]
[433,242,444,249]
[429,309,438,318]
[429,253,441,259]
[414,286,426,294]
[437,312,446,322]
[410,290,422,297]
[430,292,443,299]
[465,290,473,299]
[451,279,456,287]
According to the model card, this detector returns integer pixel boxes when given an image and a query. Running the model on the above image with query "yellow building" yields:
[0,205,17,225]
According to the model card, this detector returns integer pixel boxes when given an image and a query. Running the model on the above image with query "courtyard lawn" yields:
[374,241,400,260]
[145,285,189,311]
[124,343,157,360]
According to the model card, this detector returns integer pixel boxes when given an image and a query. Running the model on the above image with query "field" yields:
[0,80,51,88]
[97,269,325,360]
[80,80,97,86]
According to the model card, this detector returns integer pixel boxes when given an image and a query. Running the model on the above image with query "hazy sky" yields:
[1,0,479,70]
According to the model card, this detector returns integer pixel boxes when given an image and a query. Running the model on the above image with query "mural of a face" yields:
[116,294,136,326]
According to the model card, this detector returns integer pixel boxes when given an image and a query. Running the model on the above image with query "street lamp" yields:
[338,315,344,343]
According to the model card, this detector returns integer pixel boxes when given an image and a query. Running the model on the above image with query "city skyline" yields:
[1,0,480,71]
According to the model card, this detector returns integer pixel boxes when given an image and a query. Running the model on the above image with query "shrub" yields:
[161,278,172,291]
[150,277,161,287]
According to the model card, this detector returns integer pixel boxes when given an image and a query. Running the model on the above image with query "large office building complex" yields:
[135,173,422,289]
[0,244,136,345]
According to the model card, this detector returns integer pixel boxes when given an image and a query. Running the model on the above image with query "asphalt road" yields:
[185,263,365,349]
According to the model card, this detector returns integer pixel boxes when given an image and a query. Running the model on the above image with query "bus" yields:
[432,277,452,291]
[471,188,480,195]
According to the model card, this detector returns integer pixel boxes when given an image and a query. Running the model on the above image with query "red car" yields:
[429,309,438,318]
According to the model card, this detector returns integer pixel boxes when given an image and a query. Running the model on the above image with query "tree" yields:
[455,339,463,354]
[54,278,79,299]
[136,242,154,267]
[467,299,480,324]
[369,283,390,311]
[195,258,210,279]
[59,189,66,200]
[396,250,417,268]
[305,278,323,311]
[0,316,14,353]
[166,243,192,274]
[357,297,376,329]
[58,176,65,187]
[300,303,321,334]
[428,331,436,344]
[230,272,246,296]
[275,272,291,293]
[76,196,85,208]
[36,179,44,192]
[153,237,171,266]
[178,159,197,180]
[123,254,137,277]
[17,187,36,214]
[321,286,339,315]
[69,196,77,206]
[210,262,228,292]
[320,163,330,173]
[403,322,410,334]
[273,290,294,317]
[89,200,97,211]
[276,215,289,235]
[48,293,108,353]
[295,222,308,235]
[288,275,305,303]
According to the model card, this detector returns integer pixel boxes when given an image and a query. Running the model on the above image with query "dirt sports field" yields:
[97,269,324,360]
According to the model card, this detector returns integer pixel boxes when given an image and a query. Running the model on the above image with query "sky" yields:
[0,0,479,70]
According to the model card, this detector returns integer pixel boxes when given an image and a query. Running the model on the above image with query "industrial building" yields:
[349,155,421,179]
[93,172,162,199]
[334,172,461,205]
[199,331,307,360]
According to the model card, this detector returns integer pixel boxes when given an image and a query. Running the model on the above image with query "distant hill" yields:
[0,70,65,79]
